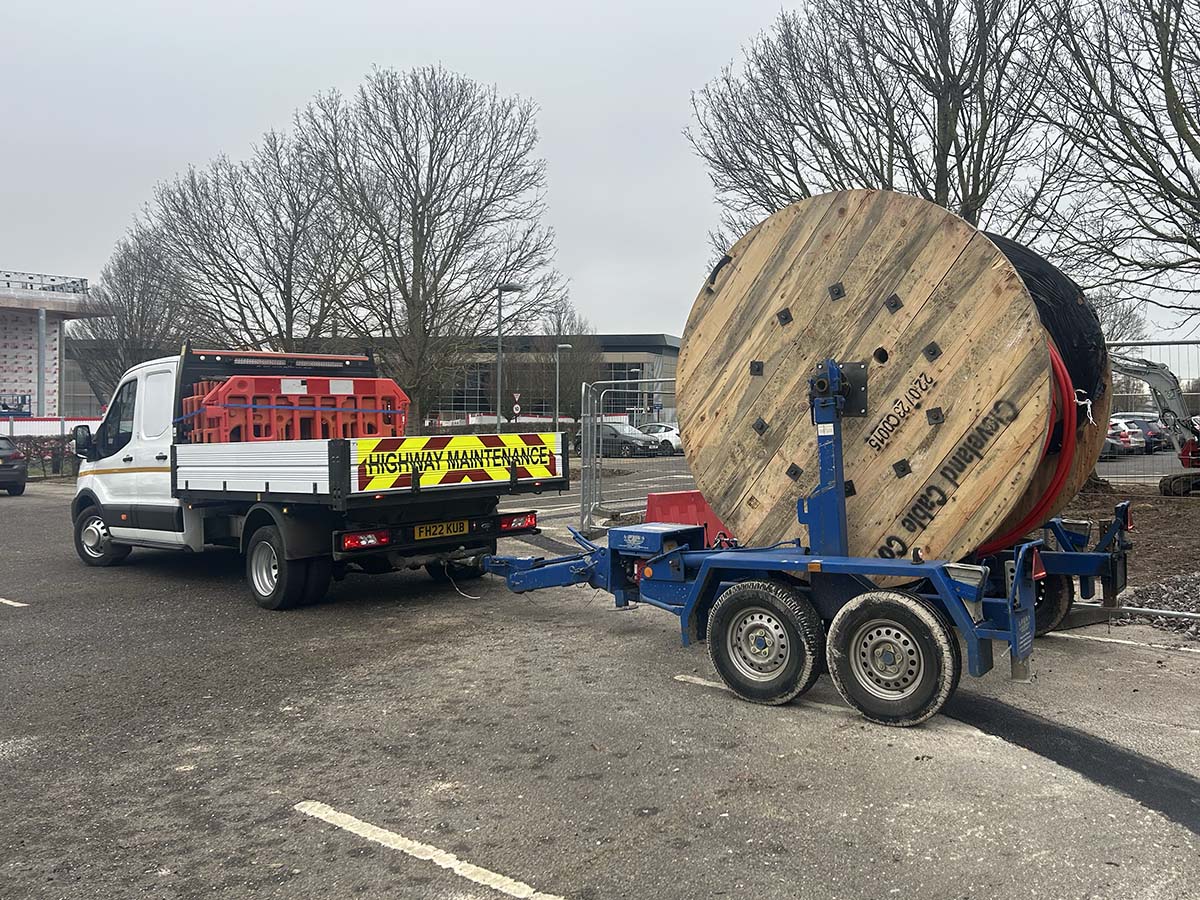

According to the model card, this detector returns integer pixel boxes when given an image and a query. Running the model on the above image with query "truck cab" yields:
[71,347,566,609]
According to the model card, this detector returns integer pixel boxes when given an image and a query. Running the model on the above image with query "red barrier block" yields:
[645,490,733,548]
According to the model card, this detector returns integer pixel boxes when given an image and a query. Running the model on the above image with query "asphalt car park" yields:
[2,482,1199,899]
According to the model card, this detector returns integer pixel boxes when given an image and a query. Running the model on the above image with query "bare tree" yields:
[689,0,1074,249]
[1092,291,1151,342]
[302,67,564,430]
[69,224,191,401]
[152,129,359,350]
[1039,0,1200,324]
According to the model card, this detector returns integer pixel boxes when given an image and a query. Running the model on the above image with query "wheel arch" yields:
[72,489,102,521]
[239,503,334,560]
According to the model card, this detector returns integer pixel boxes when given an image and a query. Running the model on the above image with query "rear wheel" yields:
[707,579,824,705]
[7,483,25,496]
[73,508,132,567]
[246,525,306,610]
[659,440,673,455]
[827,591,960,727]
[1034,574,1074,636]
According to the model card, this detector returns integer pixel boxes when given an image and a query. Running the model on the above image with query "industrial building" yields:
[0,270,93,417]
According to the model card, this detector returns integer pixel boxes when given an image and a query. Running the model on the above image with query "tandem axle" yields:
[485,359,1131,726]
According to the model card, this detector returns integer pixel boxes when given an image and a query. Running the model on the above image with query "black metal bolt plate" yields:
[828,282,845,301]
[926,407,945,425]
[749,360,764,376]
[786,463,803,480]
[893,459,912,478]
[923,341,942,362]
[752,417,769,436]
[884,293,903,313]
[776,308,793,326]
[844,479,856,498]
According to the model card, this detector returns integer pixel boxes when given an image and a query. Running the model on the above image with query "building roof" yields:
[473,333,681,353]
[0,270,95,318]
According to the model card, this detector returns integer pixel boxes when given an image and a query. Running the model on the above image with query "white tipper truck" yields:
[70,346,568,609]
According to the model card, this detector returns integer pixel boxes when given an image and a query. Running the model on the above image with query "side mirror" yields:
[72,424,93,457]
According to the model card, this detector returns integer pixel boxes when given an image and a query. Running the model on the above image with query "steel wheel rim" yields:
[849,618,924,700]
[727,605,791,682]
[80,515,109,558]
[250,541,279,597]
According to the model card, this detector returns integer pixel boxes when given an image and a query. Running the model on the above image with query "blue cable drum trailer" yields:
[486,360,1132,726]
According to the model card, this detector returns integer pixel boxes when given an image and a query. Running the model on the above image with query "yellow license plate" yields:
[414,519,469,540]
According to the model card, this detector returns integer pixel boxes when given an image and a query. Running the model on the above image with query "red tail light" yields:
[341,529,391,551]
[9,450,24,461]
[500,512,537,531]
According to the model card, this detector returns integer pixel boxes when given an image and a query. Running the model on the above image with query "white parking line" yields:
[1047,632,1200,655]
[0,598,28,608]
[294,800,564,900]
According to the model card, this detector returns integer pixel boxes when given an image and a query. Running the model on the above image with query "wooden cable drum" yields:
[677,189,1109,564]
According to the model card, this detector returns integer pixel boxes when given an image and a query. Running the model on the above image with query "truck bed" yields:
[173,433,569,509]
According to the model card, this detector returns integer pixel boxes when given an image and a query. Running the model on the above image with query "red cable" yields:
[976,343,1077,556]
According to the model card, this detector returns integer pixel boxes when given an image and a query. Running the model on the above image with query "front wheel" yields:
[618,443,633,458]
[73,508,132,567]
[826,591,961,727]
[8,483,25,496]
[246,525,307,610]
[707,579,824,705]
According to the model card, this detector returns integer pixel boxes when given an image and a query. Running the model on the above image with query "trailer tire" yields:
[302,555,333,605]
[1034,574,1074,636]
[246,525,306,610]
[73,508,132,567]
[827,591,960,727]
[707,579,824,705]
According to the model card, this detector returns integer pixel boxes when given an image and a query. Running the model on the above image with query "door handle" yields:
[122,456,134,463]
[155,453,169,461]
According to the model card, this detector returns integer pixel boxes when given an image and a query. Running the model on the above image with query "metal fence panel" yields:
[577,340,1200,528]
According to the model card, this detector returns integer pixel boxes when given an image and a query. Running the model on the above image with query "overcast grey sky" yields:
[1,0,788,336]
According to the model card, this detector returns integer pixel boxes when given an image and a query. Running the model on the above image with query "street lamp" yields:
[553,343,573,433]
[495,282,524,433]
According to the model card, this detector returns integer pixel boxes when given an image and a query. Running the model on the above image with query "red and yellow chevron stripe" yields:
[352,433,561,492]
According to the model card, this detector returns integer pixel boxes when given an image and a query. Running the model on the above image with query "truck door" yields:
[134,365,185,540]
[89,377,141,535]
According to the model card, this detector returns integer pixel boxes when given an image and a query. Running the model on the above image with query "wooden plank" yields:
[677,190,1055,564]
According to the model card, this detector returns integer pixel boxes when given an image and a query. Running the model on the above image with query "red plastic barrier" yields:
[645,490,733,548]
[186,376,409,443]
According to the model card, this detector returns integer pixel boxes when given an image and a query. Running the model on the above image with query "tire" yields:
[73,508,132,567]
[707,579,825,705]
[619,443,633,458]
[302,555,333,605]
[659,440,673,455]
[826,591,961,727]
[1034,574,1074,636]
[8,483,25,496]
[245,525,307,610]
[426,554,487,582]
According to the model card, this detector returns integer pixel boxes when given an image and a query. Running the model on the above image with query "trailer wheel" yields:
[73,508,132,567]
[246,525,306,610]
[826,591,960,727]
[1034,574,1074,636]
[707,580,824,705]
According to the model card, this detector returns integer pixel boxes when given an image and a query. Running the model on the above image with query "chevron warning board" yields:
[351,433,563,493]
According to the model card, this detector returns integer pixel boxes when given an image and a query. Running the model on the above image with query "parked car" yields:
[638,422,683,455]
[1098,435,1126,460]
[1115,415,1169,454]
[574,423,660,458]
[1107,418,1146,454]
[0,437,28,495]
